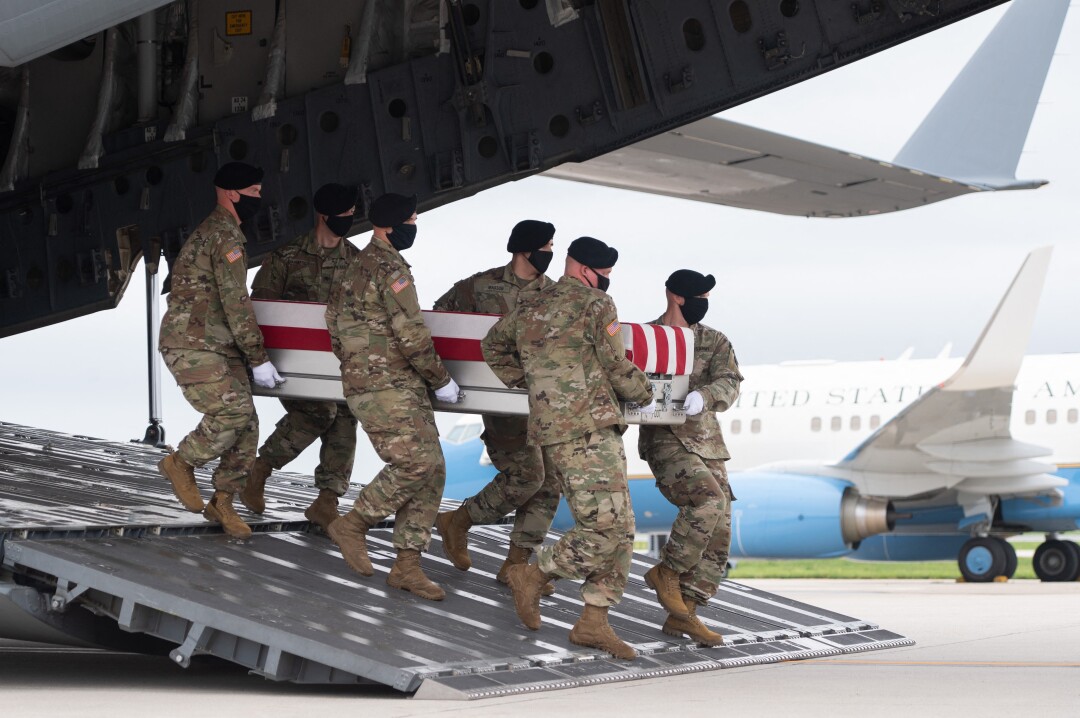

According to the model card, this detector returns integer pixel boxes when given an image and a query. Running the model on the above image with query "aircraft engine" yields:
[728,473,895,559]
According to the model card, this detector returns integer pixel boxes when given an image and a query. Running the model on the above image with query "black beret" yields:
[213,161,264,190]
[666,269,716,298]
[313,183,359,216]
[567,236,618,269]
[507,220,556,253]
[369,192,417,227]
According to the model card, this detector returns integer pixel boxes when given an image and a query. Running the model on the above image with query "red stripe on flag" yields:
[652,325,669,374]
[261,325,332,352]
[629,323,648,372]
[673,327,687,375]
[432,336,485,362]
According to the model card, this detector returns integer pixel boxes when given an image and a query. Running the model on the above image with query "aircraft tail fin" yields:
[893,0,1069,189]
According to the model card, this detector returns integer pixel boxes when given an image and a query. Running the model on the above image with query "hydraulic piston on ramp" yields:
[0,422,913,699]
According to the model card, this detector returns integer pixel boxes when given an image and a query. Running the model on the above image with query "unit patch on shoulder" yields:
[391,275,411,294]
[606,319,621,336]
[225,247,243,263]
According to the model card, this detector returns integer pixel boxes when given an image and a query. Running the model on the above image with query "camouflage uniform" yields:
[325,238,453,551]
[483,276,653,606]
[433,263,555,546]
[251,230,359,495]
[638,319,742,605]
[159,205,268,492]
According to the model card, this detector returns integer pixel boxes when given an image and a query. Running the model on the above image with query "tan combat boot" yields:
[497,545,557,596]
[158,452,204,512]
[387,549,446,601]
[662,601,724,647]
[327,512,373,576]
[569,604,637,660]
[304,489,340,533]
[434,506,473,571]
[203,490,253,539]
[506,562,551,630]
[644,562,690,619]
[239,456,272,514]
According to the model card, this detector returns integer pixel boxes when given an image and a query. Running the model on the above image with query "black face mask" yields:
[527,250,553,275]
[233,194,261,222]
[680,296,708,325]
[324,214,353,238]
[589,268,610,293]
[389,222,417,251]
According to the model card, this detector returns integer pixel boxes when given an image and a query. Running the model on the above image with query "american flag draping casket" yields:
[251,299,693,425]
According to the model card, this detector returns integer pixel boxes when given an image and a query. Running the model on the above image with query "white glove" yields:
[683,390,704,416]
[638,398,657,414]
[252,361,285,389]
[434,377,461,404]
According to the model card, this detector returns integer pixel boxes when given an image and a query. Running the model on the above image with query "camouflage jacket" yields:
[325,238,452,397]
[433,262,548,315]
[482,276,653,447]
[159,205,269,366]
[250,229,358,303]
[639,318,743,460]
[434,262,548,450]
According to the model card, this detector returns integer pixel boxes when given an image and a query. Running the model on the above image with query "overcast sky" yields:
[2,4,1076,481]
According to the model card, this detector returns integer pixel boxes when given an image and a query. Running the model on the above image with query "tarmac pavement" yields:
[2,579,1078,717]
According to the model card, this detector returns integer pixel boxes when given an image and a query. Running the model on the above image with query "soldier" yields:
[432,220,560,591]
[157,161,284,539]
[482,236,655,659]
[638,269,743,646]
[324,192,461,601]
[242,183,361,532]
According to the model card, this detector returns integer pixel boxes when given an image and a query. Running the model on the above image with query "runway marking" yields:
[804,659,1080,668]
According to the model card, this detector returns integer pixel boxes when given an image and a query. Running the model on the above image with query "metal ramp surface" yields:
[0,422,913,699]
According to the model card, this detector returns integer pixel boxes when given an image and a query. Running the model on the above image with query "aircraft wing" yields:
[542,118,983,218]
[834,248,1063,517]
[544,0,1069,218]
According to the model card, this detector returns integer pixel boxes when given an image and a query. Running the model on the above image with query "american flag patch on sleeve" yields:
[225,247,243,263]
[606,319,621,336]
[391,275,411,293]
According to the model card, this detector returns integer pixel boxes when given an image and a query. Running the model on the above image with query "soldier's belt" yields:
[252,300,693,425]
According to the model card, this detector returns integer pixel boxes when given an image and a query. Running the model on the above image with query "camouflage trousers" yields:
[345,387,445,552]
[161,348,258,493]
[259,399,357,495]
[536,428,635,607]
[642,440,733,605]
[464,422,558,547]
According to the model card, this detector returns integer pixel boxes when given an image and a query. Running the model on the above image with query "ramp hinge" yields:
[170,623,211,668]
[50,579,90,612]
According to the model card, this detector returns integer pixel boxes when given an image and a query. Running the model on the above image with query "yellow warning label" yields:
[225,11,252,36]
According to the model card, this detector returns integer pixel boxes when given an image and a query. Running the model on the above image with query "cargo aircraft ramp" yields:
[0,422,912,699]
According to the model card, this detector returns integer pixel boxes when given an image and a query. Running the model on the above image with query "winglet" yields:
[943,247,1052,392]
[893,0,1069,188]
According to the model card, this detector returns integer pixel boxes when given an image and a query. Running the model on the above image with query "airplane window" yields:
[1069,409,1078,424]
[850,416,861,431]
[446,425,467,444]
[811,417,821,432]
[1047,409,1057,425]
[751,419,761,434]
[1025,410,1036,425]
[464,423,483,441]
[869,415,880,429]
[830,416,841,431]
[730,419,742,434]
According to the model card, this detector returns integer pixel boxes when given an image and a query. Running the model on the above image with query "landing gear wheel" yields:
[995,537,1018,579]
[1063,541,1080,580]
[1032,540,1080,582]
[958,537,1006,582]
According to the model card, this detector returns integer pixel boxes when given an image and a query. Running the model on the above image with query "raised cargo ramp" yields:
[0,422,913,699]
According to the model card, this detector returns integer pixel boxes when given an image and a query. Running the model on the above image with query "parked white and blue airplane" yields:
[441,247,1080,583]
